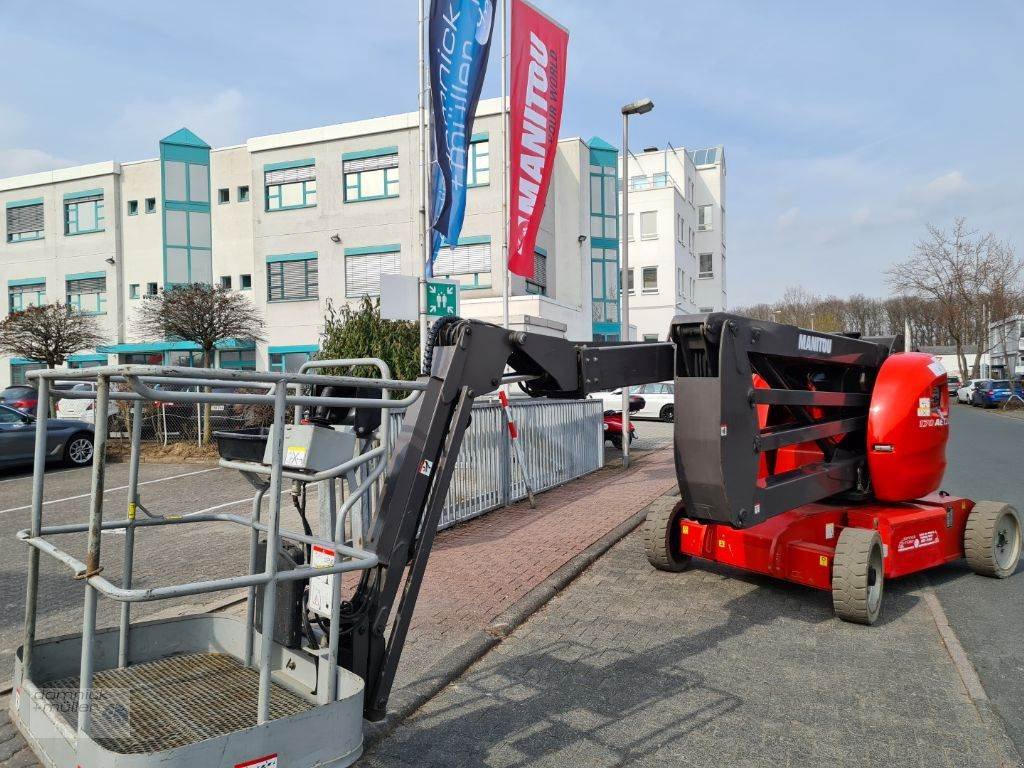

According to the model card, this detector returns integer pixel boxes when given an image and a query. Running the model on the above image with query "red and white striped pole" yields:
[498,389,536,508]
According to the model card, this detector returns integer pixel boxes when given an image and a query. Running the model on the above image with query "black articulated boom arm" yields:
[343,319,673,720]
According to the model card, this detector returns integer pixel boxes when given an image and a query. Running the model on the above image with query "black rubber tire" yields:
[609,436,622,450]
[643,501,692,572]
[964,501,1022,578]
[832,527,885,625]
[63,432,95,467]
[659,405,674,422]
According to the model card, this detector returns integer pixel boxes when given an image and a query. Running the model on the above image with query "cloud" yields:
[918,170,969,202]
[776,206,800,230]
[0,148,79,177]
[109,89,249,151]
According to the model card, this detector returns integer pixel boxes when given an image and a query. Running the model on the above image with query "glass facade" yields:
[588,139,621,340]
[160,129,212,287]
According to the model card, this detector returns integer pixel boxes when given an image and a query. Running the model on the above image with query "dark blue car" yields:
[971,379,1024,408]
[0,404,95,468]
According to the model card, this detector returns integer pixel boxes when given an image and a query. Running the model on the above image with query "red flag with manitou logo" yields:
[508,0,568,278]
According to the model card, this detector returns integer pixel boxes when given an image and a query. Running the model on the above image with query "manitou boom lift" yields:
[10,314,1020,768]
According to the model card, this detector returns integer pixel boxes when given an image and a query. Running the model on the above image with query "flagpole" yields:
[500,0,510,330]
[418,0,430,359]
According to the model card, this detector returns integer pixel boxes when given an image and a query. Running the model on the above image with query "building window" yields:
[164,209,213,286]
[267,254,318,302]
[344,245,400,298]
[699,252,713,278]
[66,274,107,314]
[343,149,399,202]
[129,284,140,299]
[642,266,658,293]
[128,200,139,216]
[240,273,252,290]
[219,349,256,370]
[147,282,158,296]
[6,199,44,242]
[265,160,317,211]
[238,185,250,203]
[621,268,635,295]
[64,192,105,236]
[164,160,209,203]
[468,138,490,187]
[525,248,547,295]
[625,213,634,241]
[698,204,713,231]
[643,334,659,342]
[218,188,230,204]
[269,348,316,373]
[433,238,492,290]
[589,164,618,240]
[677,268,684,297]
[8,280,45,312]
[11,361,45,385]
[219,275,232,290]
[639,211,657,240]
[145,198,157,214]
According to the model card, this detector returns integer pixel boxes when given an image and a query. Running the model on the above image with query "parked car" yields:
[971,380,1024,408]
[594,382,675,422]
[946,374,961,395]
[55,382,119,428]
[957,379,989,404]
[0,404,95,468]
[1,385,39,415]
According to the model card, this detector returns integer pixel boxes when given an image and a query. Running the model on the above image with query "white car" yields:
[593,382,675,422]
[956,379,990,404]
[55,382,119,427]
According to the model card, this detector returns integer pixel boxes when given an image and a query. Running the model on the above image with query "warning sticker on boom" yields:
[309,545,337,618]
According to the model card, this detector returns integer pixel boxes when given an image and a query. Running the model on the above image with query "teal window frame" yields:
[238,185,250,202]
[127,200,139,216]
[267,253,318,302]
[219,349,256,370]
[163,208,212,289]
[147,282,158,296]
[588,143,621,336]
[432,235,492,291]
[240,273,252,290]
[8,280,46,312]
[65,273,107,315]
[129,284,140,299]
[11,361,45,385]
[219,275,232,290]
[145,198,156,214]
[525,248,547,296]
[467,137,490,187]
[264,159,317,212]
[268,345,317,373]
[342,148,399,203]
[8,230,43,243]
[217,188,230,204]
[64,198,104,236]
[163,159,209,205]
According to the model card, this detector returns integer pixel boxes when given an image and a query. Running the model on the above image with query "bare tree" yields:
[134,284,265,443]
[0,302,106,368]
[887,219,997,381]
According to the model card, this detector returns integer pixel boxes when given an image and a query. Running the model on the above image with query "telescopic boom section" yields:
[348,319,673,719]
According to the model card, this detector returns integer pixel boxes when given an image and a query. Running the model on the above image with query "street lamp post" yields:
[619,98,654,469]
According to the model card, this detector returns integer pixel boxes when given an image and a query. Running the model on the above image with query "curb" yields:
[364,485,673,749]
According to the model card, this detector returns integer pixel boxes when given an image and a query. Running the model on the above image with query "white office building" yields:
[619,144,727,341]
[1,99,724,385]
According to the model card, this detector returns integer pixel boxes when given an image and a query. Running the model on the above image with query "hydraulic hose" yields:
[421,316,462,375]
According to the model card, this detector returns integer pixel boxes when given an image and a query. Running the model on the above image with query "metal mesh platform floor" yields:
[38,652,313,754]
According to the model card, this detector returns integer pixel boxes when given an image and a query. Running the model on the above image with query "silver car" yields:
[0,404,95,468]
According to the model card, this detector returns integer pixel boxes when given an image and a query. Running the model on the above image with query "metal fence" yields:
[389,398,604,529]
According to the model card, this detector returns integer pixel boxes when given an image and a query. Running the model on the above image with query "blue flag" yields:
[428,0,496,277]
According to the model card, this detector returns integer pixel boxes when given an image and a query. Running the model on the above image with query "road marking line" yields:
[0,467,222,515]
[182,488,291,519]
[921,588,988,701]
[0,466,88,485]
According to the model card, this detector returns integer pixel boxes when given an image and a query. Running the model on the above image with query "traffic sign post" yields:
[425,279,459,318]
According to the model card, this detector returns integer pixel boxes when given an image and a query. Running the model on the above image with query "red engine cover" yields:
[867,352,949,502]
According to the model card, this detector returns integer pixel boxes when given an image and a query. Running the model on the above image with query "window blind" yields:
[67,276,106,294]
[268,259,318,301]
[9,281,44,296]
[7,204,44,235]
[434,242,491,276]
[343,154,398,174]
[265,165,316,185]
[345,252,401,297]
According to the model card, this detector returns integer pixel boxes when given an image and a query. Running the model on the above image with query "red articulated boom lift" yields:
[643,312,1022,624]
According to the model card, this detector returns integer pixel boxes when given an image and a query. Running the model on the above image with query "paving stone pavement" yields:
[0,449,677,767]
[362,525,1022,768]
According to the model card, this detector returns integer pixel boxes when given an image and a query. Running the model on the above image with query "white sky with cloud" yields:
[1,0,1022,305]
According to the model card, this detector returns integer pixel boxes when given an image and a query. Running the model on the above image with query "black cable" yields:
[421,316,462,375]
[290,483,313,563]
